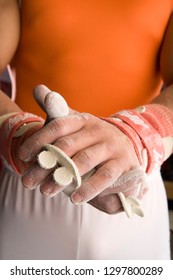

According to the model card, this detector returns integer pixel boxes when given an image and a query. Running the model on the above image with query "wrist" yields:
[102,103,173,174]
[0,112,44,174]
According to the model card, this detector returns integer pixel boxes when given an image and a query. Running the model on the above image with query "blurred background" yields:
[161,156,173,259]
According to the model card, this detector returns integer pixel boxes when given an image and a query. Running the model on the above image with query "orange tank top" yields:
[13,0,173,118]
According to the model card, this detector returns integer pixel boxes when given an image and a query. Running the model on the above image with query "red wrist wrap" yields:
[102,104,173,174]
[0,112,44,173]
[101,117,145,166]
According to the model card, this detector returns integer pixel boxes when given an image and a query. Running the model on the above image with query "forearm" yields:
[0,0,20,72]
[0,0,21,115]
[0,90,44,174]
[0,90,21,116]
[153,11,173,110]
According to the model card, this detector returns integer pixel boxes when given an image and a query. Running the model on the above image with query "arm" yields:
[152,12,173,110]
[151,12,173,159]
[0,0,21,115]
[160,12,173,89]
[0,1,45,173]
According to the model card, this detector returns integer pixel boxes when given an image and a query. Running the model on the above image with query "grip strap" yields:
[102,104,173,174]
[0,112,44,173]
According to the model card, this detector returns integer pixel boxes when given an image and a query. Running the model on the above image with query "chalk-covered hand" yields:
[19,85,173,216]
[18,86,145,216]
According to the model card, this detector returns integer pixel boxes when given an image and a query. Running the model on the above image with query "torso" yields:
[13,0,173,116]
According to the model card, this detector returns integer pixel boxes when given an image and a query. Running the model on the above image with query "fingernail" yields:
[45,191,57,198]
[71,192,83,204]
[41,185,55,197]
[43,188,53,197]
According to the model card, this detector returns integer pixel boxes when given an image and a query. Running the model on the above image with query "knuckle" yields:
[99,165,114,181]
[77,149,94,168]
[56,136,73,151]
[80,112,93,121]
[85,180,99,195]
[49,118,66,136]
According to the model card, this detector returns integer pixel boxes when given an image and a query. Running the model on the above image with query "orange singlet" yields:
[13,0,173,117]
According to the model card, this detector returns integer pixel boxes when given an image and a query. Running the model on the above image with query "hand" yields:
[88,166,148,215]
[19,109,141,209]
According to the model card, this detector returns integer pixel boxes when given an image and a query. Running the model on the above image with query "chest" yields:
[21,0,171,52]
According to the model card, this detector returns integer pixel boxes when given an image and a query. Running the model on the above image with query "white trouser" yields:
[0,167,170,259]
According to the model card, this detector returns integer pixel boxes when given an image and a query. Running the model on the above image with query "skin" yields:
[18,85,173,214]
[19,101,140,213]
[0,0,21,113]
[1,1,173,214]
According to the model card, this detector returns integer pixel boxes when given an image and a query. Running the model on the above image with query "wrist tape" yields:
[0,112,44,174]
[102,104,173,174]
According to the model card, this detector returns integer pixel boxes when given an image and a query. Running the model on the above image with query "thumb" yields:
[33,84,75,120]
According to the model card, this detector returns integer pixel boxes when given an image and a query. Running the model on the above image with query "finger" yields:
[39,151,118,199]
[40,176,77,197]
[21,161,53,189]
[44,91,69,118]
[72,143,109,176]
[19,113,89,162]
[88,182,145,215]
[71,159,125,204]
[88,189,140,215]
[40,176,64,197]
[33,84,50,113]
[53,120,106,156]
[39,143,109,197]
[35,143,107,196]
[25,142,108,196]
[52,114,115,158]
[99,167,147,196]
[53,129,105,159]
[89,193,123,214]
[33,84,75,118]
